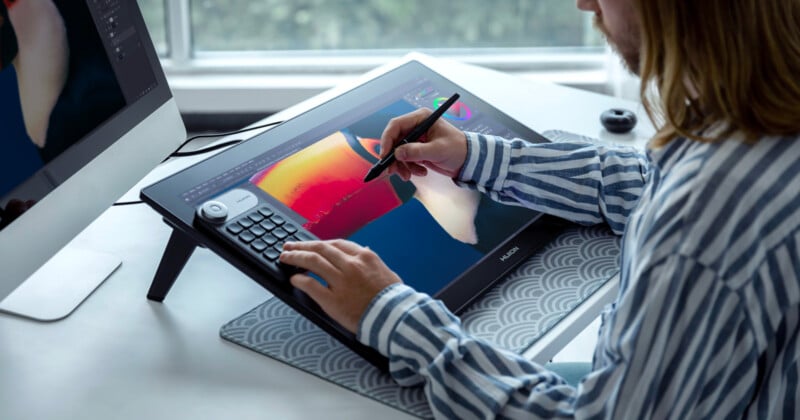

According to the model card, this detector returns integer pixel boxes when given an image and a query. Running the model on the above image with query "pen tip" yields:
[363,168,378,183]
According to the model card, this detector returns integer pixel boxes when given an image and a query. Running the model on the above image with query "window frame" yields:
[155,0,613,114]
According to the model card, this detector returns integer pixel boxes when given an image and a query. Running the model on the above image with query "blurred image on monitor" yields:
[0,0,185,320]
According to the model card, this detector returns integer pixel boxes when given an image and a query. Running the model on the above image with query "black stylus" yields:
[363,93,460,182]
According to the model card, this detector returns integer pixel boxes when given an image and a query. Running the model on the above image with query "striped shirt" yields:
[357,129,800,419]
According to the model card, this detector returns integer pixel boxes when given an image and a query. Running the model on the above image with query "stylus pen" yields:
[363,92,461,182]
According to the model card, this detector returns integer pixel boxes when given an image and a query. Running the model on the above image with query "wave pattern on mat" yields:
[220,225,620,419]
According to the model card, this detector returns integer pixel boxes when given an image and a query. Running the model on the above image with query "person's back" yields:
[584,130,800,417]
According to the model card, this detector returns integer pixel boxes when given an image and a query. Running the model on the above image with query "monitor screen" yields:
[0,0,185,319]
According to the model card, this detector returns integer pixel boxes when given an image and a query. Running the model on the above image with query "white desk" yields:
[0,54,653,419]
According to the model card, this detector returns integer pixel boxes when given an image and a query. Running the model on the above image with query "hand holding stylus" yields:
[368,94,469,182]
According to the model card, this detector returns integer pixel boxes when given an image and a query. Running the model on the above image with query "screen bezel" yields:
[141,60,568,369]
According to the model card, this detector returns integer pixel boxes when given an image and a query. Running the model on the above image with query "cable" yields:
[112,120,284,207]
[168,140,242,158]
[112,200,144,206]
[162,120,284,162]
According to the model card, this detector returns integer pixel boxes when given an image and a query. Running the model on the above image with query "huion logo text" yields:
[499,246,520,262]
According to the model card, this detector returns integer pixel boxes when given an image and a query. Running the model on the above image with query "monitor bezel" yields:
[0,0,185,301]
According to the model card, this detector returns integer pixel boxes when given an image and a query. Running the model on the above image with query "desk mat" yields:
[220,225,619,418]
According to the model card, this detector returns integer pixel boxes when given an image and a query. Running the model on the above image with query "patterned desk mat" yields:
[220,225,620,418]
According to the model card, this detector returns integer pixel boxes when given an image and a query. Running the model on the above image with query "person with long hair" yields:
[281,0,800,417]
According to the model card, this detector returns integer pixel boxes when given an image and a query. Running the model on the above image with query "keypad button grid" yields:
[220,205,313,278]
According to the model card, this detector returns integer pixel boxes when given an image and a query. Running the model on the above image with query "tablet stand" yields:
[145,218,391,371]
[146,220,199,302]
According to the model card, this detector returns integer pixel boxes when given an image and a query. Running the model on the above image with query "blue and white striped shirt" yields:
[357,130,800,419]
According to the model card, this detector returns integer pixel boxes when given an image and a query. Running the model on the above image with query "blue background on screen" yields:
[348,198,483,296]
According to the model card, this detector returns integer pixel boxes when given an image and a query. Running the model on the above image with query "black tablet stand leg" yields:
[147,224,197,302]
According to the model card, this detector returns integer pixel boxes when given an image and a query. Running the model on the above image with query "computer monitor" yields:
[0,0,185,320]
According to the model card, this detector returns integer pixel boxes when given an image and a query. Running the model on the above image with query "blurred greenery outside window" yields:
[138,0,168,56]
[136,1,611,113]
[138,0,602,69]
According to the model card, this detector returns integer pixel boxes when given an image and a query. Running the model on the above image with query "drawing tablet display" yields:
[141,60,567,370]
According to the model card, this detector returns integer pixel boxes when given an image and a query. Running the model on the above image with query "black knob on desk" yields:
[600,108,637,134]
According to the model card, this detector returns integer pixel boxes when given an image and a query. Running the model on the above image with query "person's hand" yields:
[380,108,468,181]
[279,239,402,333]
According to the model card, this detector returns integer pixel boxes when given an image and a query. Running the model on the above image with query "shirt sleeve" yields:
[455,132,649,235]
[357,255,755,419]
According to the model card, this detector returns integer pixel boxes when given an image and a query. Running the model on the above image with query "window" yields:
[190,1,600,52]
[137,0,612,114]
[138,0,168,56]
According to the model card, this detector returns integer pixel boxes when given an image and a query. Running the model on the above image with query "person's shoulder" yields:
[666,133,800,278]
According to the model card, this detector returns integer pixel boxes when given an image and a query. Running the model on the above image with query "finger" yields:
[284,240,353,270]
[282,239,328,252]
[327,239,365,255]
[280,247,339,280]
[395,141,448,164]
[290,273,333,305]
[397,159,428,174]
[407,163,428,177]
[393,161,412,181]
[379,108,433,158]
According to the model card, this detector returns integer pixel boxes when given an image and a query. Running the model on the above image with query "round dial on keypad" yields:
[199,200,229,223]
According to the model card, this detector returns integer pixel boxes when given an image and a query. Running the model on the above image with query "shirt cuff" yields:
[456,132,512,193]
[357,283,430,356]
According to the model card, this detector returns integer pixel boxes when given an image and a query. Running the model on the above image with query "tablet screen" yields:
[178,76,538,299]
[248,95,536,297]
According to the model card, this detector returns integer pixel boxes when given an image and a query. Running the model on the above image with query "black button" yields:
[238,231,256,243]
[249,225,267,237]
[226,223,245,235]
[260,220,277,231]
[251,239,268,252]
[247,211,265,223]
[258,207,274,217]
[262,233,279,246]
[263,248,281,261]
[272,227,289,240]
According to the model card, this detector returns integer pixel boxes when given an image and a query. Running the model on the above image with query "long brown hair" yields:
[637,0,800,146]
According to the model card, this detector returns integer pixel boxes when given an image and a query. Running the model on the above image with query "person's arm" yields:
[379,110,649,236]
[283,125,760,418]
[8,0,69,148]
[281,235,756,419]
[456,132,649,235]
[355,253,755,419]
